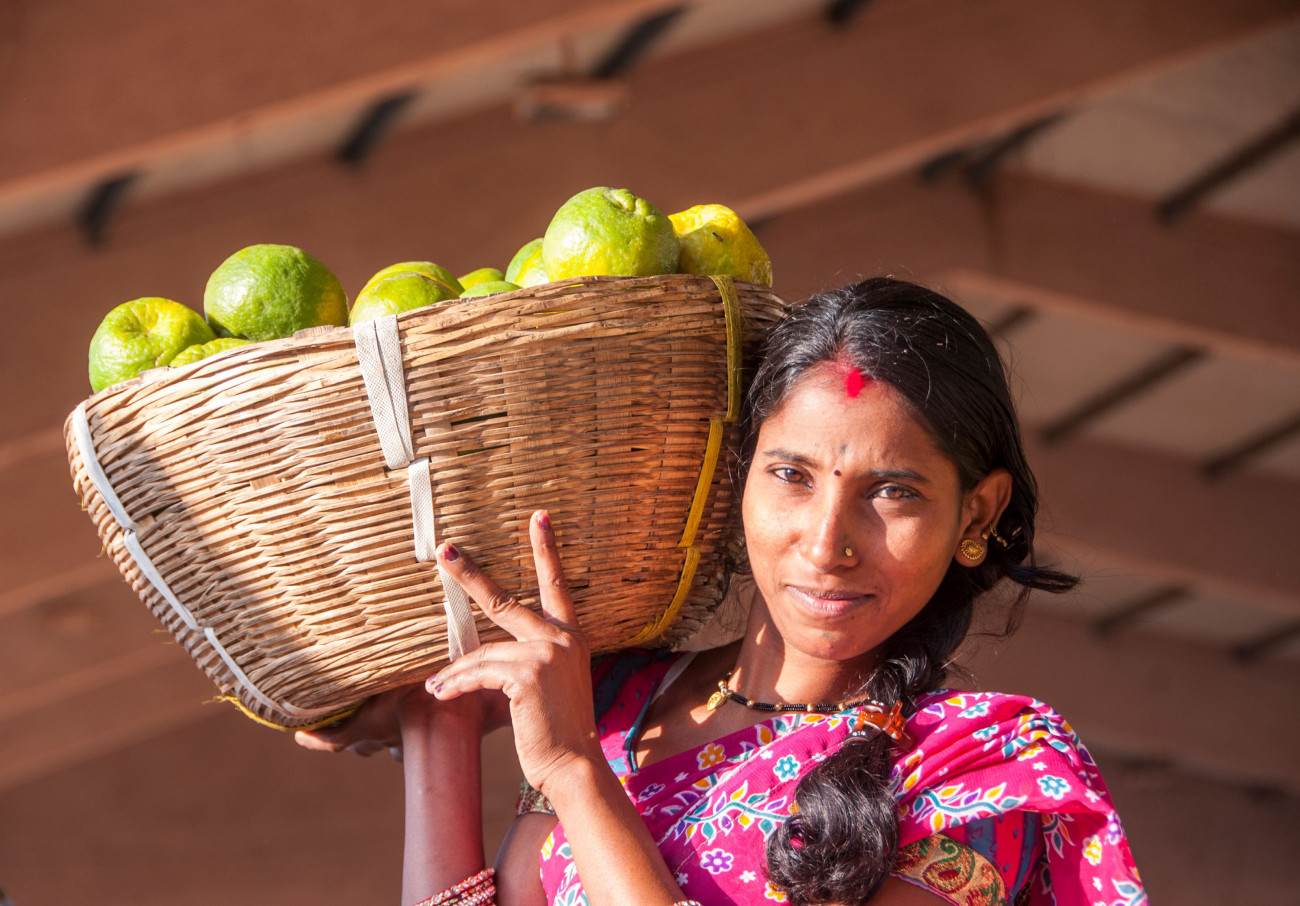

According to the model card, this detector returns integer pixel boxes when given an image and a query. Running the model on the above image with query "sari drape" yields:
[538,651,1145,906]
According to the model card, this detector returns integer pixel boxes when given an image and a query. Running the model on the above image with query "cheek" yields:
[742,483,793,569]
[879,520,960,593]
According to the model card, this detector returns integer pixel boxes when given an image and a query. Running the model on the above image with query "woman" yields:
[299,278,1146,906]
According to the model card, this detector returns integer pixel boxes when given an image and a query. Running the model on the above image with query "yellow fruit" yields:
[89,297,216,392]
[459,280,520,298]
[458,267,505,290]
[505,238,548,288]
[204,244,348,341]
[360,261,462,298]
[543,187,679,280]
[170,338,253,367]
[669,204,772,287]
[349,272,458,325]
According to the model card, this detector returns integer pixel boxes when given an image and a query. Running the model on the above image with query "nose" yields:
[801,486,858,573]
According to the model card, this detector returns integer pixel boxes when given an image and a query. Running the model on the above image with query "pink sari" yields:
[538,651,1145,905]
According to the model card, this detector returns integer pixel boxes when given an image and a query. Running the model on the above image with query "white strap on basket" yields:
[71,402,336,720]
[354,316,480,661]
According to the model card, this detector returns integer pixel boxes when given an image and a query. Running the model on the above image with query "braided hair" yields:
[736,278,1076,903]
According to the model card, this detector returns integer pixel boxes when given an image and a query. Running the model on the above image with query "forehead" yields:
[758,365,947,463]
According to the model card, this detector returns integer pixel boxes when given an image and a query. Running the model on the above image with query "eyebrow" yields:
[759,448,932,484]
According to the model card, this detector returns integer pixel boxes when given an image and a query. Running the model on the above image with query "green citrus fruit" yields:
[458,280,520,298]
[542,187,679,280]
[349,272,458,325]
[361,261,462,298]
[204,244,348,342]
[458,267,505,290]
[669,204,773,287]
[89,297,216,392]
[505,238,548,287]
[170,338,253,367]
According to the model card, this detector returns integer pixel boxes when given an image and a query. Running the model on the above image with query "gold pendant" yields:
[706,690,727,711]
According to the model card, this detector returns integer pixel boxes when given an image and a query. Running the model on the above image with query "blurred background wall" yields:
[1,1,1298,903]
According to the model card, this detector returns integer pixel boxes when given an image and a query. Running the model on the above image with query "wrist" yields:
[536,751,618,811]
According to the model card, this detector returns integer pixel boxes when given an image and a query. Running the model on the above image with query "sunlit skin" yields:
[726,362,1011,706]
[627,362,1012,773]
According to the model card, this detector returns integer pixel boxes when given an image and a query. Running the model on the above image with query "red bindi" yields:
[845,368,867,399]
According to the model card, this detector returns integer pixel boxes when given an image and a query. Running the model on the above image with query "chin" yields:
[784,625,881,667]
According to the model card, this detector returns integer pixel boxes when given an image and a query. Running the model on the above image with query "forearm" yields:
[400,704,488,905]
[544,756,685,906]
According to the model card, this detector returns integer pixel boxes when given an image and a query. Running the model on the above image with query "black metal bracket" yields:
[78,172,137,246]
[1158,105,1300,224]
[337,91,417,167]
[825,0,878,28]
[1041,346,1204,445]
[590,6,687,80]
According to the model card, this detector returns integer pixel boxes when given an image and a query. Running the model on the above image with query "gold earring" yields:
[987,526,1008,547]
[959,538,985,561]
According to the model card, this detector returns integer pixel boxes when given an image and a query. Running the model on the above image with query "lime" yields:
[170,338,253,367]
[505,238,548,287]
[349,272,458,325]
[459,280,520,298]
[542,187,679,280]
[89,297,216,392]
[458,267,505,290]
[669,204,772,287]
[204,244,348,342]
[361,261,462,298]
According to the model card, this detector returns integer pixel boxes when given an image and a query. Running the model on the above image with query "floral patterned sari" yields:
[537,650,1146,905]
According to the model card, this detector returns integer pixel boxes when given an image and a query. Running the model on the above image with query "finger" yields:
[530,510,581,632]
[294,730,344,753]
[429,645,541,701]
[438,541,550,641]
[428,640,530,692]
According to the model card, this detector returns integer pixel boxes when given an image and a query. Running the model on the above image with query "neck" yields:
[725,598,878,706]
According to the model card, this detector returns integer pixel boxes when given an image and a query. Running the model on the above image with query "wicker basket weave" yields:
[65,275,788,728]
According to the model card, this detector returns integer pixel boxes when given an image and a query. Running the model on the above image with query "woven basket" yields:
[65,275,788,729]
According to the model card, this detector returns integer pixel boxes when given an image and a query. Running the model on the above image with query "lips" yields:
[786,584,873,617]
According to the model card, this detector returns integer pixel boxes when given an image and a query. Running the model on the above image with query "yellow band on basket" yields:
[678,417,724,550]
[709,275,743,423]
[215,695,362,732]
[624,546,701,647]
[621,278,743,648]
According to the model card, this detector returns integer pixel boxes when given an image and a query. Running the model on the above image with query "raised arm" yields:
[430,510,688,906]
[398,689,491,904]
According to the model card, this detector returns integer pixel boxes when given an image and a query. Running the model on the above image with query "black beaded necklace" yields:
[705,671,879,714]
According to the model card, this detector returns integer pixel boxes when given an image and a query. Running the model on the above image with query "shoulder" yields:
[893,690,1147,904]
[894,688,1111,835]
[902,688,1088,763]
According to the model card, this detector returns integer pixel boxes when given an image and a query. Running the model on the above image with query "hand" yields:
[429,509,599,797]
[294,685,415,758]
[294,682,510,760]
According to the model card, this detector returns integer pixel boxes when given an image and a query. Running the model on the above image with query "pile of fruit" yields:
[87,187,771,393]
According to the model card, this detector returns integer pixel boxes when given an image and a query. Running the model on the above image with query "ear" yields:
[954,468,1013,568]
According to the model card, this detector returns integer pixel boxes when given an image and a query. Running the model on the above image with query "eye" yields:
[873,485,918,500]
[771,466,809,486]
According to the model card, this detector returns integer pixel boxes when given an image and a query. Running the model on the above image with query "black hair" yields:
[738,277,1076,904]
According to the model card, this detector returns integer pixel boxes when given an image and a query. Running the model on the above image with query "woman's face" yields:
[741,363,978,668]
